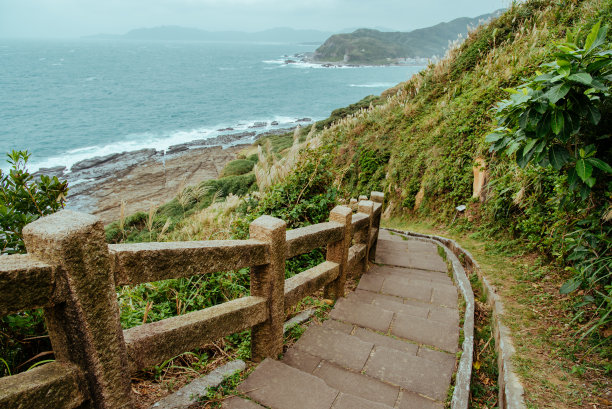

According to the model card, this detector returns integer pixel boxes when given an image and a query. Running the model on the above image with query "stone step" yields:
[312,361,399,407]
[237,359,338,409]
[282,349,444,409]
[391,311,460,353]
[358,271,457,306]
[329,297,394,333]
[235,359,395,409]
[292,325,373,372]
[287,323,456,401]
[329,294,459,352]
[364,345,453,401]
[348,289,459,326]
[285,321,454,371]
[374,240,448,272]
[368,264,452,285]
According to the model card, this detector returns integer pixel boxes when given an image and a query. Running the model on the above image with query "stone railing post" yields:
[249,216,287,361]
[349,198,358,212]
[324,206,352,300]
[22,210,133,409]
[358,200,374,273]
[370,191,384,260]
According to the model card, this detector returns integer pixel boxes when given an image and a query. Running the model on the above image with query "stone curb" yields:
[150,360,246,409]
[149,309,318,408]
[383,228,526,409]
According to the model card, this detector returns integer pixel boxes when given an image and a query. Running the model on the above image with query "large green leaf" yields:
[545,83,571,104]
[560,278,581,294]
[485,131,506,143]
[567,72,592,85]
[551,110,564,135]
[586,104,601,125]
[586,158,612,174]
[549,145,570,170]
[584,21,601,51]
[556,60,571,77]
[584,21,607,55]
[576,159,593,182]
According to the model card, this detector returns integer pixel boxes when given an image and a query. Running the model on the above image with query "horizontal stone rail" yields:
[0,362,88,409]
[0,254,60,316]
[109,240,268,286]
[369,227,379,246]
[285,222,343,259]
[284,261,339,310]
[351,212,370,231]
[1,191,385,409]
[124,296,267,373]
[347,243,367,274]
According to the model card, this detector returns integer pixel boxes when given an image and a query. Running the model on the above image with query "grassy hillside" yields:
[279,0,611,406]
[313,11,501,64]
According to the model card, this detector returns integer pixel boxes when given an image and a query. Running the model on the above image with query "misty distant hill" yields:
[85,26,333,44]
[313,10,504,64]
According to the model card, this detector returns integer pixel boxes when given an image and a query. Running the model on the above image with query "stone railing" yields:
[0,192,384,409]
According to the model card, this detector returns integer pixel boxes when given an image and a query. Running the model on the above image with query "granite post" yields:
[358,200,374,273]
[370,191,384,261]
[324,206,352,300]
[22,210,133,409]
[249,215,287,361]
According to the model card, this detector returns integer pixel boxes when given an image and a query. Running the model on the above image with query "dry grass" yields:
[254,125,322,191]
[164,194,243,241]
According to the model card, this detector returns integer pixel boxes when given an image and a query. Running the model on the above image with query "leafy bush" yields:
[221,159,256,177]
[486,22,612,339]
[486,22,611,198]
[0,151,69,254]
[0,151,68,376]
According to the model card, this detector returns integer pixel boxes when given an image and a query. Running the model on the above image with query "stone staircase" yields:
[223,230,460,409]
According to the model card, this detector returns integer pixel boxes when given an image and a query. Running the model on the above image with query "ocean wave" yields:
[349,82,396,88]
[262,58,357,69]
[25,116,316,173]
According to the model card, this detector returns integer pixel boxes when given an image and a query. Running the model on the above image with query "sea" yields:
[0,39,424,173]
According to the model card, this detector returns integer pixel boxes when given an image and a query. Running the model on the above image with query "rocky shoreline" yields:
[36,123,310,224]
[281,52,429,68]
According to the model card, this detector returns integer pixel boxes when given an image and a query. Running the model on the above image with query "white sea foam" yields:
[26,116,317,173]
[262,58,357,69]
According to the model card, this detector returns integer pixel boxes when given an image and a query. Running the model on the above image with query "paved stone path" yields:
[223,229,460,409]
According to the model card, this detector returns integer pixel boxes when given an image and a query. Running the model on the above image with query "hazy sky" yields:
[0,0,508,38]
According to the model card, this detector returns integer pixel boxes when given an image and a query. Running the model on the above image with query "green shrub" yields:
[221,159,256,177]
[0,151,69,254]
[486,21,611,198]
[0,150,68,376]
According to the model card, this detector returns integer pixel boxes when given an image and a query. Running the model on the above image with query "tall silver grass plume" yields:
[146,204,157,233]
[293,125,301,142]
[119,200,126,229]
[160,218,171,237]
[307,123,316,139]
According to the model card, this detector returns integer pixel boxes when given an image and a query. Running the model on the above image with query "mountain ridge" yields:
[313,10,504,64]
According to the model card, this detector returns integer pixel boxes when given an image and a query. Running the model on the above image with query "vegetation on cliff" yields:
[286,0,611,406]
